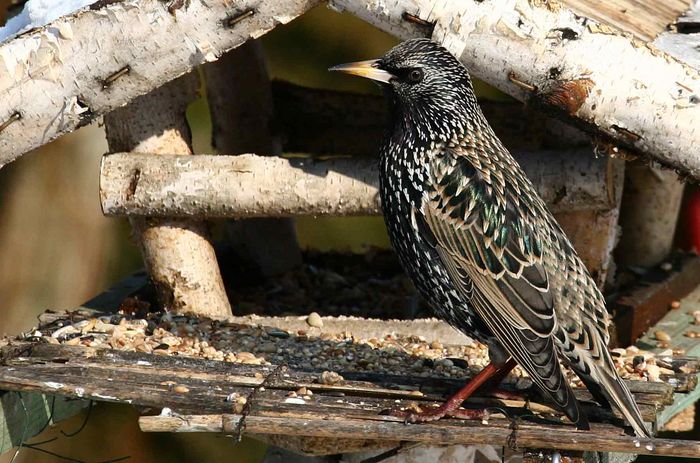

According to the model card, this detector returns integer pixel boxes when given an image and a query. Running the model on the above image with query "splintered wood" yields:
[0,326,698,457]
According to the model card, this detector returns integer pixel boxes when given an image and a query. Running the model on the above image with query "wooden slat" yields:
[560,0,691,40]
[0,342,696,457]
[612,255,700,347]
[139,413,700,458]
[0,359,666,422]
[0,343,680,410]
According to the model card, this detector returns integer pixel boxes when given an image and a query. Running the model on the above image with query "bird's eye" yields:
[407,68,424,83]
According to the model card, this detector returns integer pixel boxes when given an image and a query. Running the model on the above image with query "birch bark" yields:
[0,0,321,166]
[104,73,231,319]
[330,0,700,178]
[100,149,618,218]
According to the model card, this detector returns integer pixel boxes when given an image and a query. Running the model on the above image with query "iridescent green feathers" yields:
[417,129,586,424]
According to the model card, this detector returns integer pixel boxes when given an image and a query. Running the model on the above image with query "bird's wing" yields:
[417,141,586,426]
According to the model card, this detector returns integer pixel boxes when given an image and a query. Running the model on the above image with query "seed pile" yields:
[12,308,674,389]
[228,250,431,320]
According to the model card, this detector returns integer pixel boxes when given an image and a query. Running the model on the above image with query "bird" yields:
[330,38,650,437]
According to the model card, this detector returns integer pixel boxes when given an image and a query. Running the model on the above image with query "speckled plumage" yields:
[350,39,649,436]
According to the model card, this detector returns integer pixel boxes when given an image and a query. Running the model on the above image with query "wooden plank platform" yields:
[2,261,700,458]
[637,282,700,427]
[0,342,698,458]
[1,256,700,458]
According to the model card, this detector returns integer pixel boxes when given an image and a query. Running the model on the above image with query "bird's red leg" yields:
[396,358,518,423]
[479,357,522,401]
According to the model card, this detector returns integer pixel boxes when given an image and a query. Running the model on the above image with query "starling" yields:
[330,38,650,437]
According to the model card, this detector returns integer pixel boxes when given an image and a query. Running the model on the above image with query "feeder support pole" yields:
[104,73,232,319]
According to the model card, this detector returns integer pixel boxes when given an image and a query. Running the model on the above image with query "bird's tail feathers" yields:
[551,381,590,431]
[593,353,651,438]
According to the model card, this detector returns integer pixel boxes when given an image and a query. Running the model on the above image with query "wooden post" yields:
[556,158,625,288]
[616,163,685,268]
[204,40,302,277]
[104,73,231,319]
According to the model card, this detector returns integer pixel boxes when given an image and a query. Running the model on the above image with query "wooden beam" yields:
[612,255,700,347]
[0,0,321,167]
[99,149,619,218]
[329,0,700,180]
[104,74,232,320]
[138,414,700,457]
[0,343,696,457]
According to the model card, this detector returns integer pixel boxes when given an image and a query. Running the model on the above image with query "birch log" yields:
[103,74,231,319]
[99,149,618,218]
[616,163,685,268]
[0,0,320,167]
[329,0,700,178]
[204,41,301,277]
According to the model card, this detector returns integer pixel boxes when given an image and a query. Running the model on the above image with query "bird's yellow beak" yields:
[328,59,394,84]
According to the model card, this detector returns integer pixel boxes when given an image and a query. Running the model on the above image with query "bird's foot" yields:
[385,403,488,423]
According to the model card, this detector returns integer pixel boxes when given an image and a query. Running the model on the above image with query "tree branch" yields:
[330,0,700,179]
[0,0,321,167]
[103,74,232,319]
[99,149,619,218]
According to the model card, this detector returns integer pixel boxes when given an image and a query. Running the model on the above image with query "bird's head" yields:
[330,38,480,141]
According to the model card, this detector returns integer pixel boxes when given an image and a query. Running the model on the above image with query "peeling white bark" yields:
[0,0,320,167]
[100,149,618,218]
[329,0,700,178]
[104,73,232,320]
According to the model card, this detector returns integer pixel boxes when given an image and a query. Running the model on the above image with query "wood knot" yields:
[539,78,594,115]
